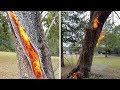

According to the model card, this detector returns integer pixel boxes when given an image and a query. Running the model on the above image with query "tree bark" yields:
[6,12,35,79]
[67,11,112,79]
[35,12,55,79]
[16,41,35,79]
[105,52,108,58]
[61,32,65,67]
[7,11,55,79]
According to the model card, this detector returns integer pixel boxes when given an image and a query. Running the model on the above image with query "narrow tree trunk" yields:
[67,11,112,79]
[61,32,65,67]
[105,51,108,58]
[35,12,55,79]
[61,44,64,67]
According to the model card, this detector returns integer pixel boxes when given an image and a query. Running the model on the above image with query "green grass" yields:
[64,54,120,68]
[62,54,120,79]
[0,51,59,79]
[93,57,120,68]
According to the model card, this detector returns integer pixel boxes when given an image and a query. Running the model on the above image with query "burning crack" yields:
[93,16,100,29]
[96,31,105,46]
[7,11,44,79]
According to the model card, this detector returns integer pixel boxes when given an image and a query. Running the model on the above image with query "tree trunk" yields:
[16,41,35,78]
[61,32,65,67]
[34,12,55,79]
[67,11,112,79]
[7,11,54,79]
[105,51,108,58]
[7,21,34,79]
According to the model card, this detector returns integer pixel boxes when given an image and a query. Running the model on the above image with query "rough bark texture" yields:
[16,41,35,79]
[67,11,112,79]
[61,33,64,67]
[35,12,55,79]
[7,13,35,79]
[7,26,34,78]
[8,11,54,79]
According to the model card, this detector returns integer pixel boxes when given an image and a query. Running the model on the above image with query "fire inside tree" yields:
[67,11,112,79]
[93,16,100,29]
[7,11,46,79]
[96,31,105,46]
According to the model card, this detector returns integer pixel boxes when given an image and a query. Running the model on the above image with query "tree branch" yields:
[45,12,59,37]
[114,11,120,20]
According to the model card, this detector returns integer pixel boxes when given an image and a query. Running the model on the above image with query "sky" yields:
[77,11,120,26]
[110,11,120,26]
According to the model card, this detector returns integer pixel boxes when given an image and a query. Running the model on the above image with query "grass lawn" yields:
[0,51,59,79]
[62,54,120,79]
[0,51,19,79]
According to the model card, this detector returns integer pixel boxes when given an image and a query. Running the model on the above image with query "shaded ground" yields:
[62,54,120,79]
[0,51,59,79]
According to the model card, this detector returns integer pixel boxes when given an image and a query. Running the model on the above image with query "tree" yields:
[97,33,117,57]
[113,25,120,55]
[61,11,88,67]
[67,11,112,79]
[62,11,88,48]
[97,23,120,57]
[0,11,15,52]
[61,30,64,67]
[42,11,59,56]
[7,11,55,79]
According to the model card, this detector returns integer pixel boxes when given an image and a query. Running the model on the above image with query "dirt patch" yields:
[61,65,76,79]
[62,65,120,79]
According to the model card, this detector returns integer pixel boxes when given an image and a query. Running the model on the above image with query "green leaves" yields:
[0,12,15,52]
[62,11,89,52]
[42,11,59,56]
[97,25,120,53]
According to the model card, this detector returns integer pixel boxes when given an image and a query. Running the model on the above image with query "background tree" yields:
[97,18,114,58]
[42,11,59,56]
[61,11,89,67]
[0,11,15,52]
[112,25,120,55]
[97,17,120,57]
[97,33,116,57]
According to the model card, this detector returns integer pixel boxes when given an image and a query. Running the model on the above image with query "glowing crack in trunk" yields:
[96,31,105,46]
[93,16,100,29]
[7,11,43,79]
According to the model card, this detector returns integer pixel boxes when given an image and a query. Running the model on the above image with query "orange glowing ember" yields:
[71,71,81,79]
[7,11,43,79]
[96,31,105,46]
[93,16,100,29]
[71,73,78,79]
